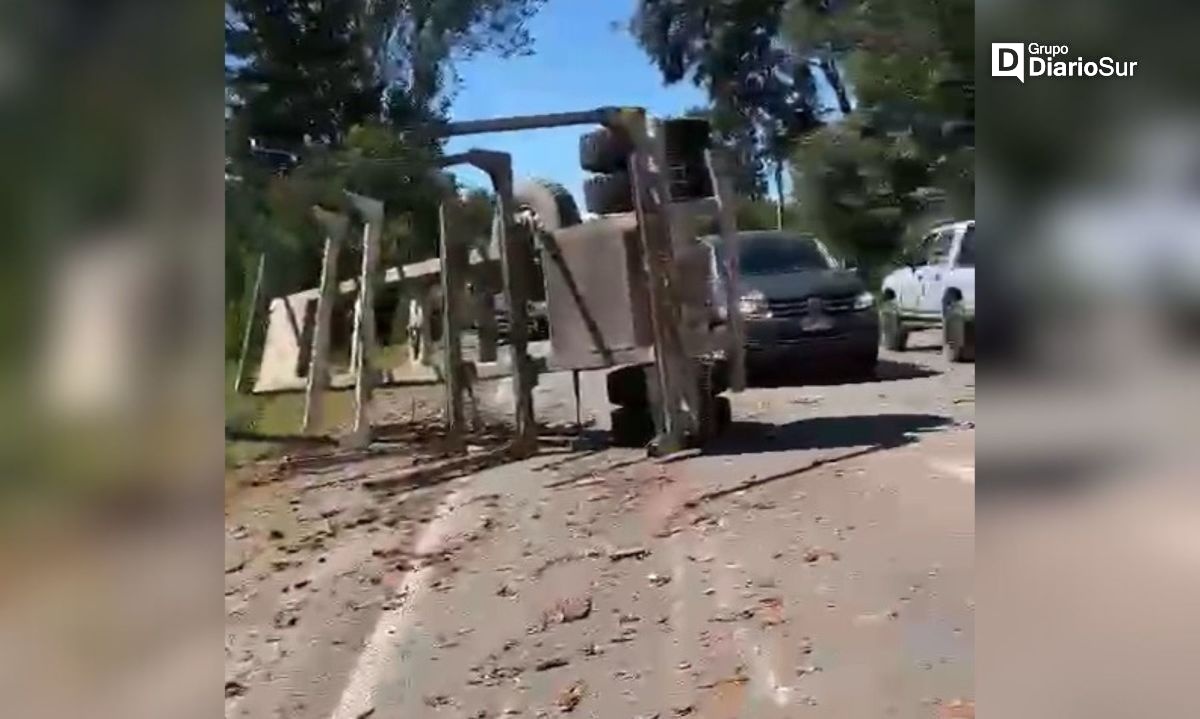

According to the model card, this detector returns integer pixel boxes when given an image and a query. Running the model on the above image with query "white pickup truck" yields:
[880,220,975,361]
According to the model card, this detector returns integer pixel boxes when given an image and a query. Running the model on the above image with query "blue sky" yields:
[445,0,707,205]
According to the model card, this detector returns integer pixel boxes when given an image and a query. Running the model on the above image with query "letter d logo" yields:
[992,43,1025,83]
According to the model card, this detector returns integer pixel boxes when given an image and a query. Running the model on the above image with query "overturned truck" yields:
[246,106,747,457]
[511,112,746,453]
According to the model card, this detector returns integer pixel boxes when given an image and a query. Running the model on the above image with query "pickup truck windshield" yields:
[730,234,833,275]
[957,225,975,267]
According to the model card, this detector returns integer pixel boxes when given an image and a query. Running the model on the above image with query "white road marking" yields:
[328,487,472,719]
[930,459,975,485]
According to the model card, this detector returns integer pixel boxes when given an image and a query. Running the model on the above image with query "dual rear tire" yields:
[578,119,713,216]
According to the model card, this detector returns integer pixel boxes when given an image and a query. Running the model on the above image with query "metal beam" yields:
[436,107,627,138]
[616,111,697,454]
[234,253,267,395]
[438,203,468,451]
[705,148,747,393]
[303,208,348,434]
[436,149,539,456]
[347,193,384,450]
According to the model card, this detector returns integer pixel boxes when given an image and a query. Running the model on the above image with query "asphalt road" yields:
[225,330,975,718]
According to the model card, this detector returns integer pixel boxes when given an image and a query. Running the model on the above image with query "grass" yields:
[225,364,354,467]
[223,339,414,468]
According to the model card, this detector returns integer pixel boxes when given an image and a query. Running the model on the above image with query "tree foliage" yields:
[786,0,973,272]
[362,0,545,114]
[684,106,768,200]
[224,0,544,359]
[631,0,834,143]
[226,0,385,151]
[632,0,973,275]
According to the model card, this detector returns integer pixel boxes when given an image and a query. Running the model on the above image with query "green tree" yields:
[631,0,839,132]
[785,0,973,274]
[362,0,545,115]
[226,0,385,152]
[224,0,546,360]
[631,0,843,230]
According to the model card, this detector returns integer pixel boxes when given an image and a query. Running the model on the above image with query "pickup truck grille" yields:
[768,295,857,317]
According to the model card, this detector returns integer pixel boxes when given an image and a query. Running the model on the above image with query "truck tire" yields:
[514,180,581,231]
[610,406,655,447]
[606,364,651,407]
[714,395,732,431]
[583,171,636,215]
[880,298,908,351]
[944,299,974,362]
[579,127,632,173]
[856,345,879,377]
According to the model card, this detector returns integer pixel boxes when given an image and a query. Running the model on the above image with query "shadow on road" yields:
[749,359,939,388]
[667,413,953,509]
[704,413,952,457]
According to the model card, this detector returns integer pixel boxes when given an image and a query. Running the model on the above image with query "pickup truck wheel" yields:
[944,300,974,362]
[714,395,732,431]
[880,299,908,351]
[610,406,655,447]
[606,364,651,407]
[856,346,879,377]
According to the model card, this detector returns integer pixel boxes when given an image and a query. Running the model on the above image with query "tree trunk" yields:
[820,52,853,116]
[774,159,785,230]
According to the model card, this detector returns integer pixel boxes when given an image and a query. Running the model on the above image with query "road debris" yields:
[710,607,756,623]
[938,699,975,718]
[803,547,840,563]
[535,656,570,672]
[222,341,973,717]
[546,595,592,625]
[608,546,650,562]
[556,680,586,713]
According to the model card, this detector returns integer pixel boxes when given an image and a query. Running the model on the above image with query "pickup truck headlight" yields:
[737,290,770,318]
[853,291,876,310]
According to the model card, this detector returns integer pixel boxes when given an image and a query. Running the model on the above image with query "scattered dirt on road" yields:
[226,335,975,718]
